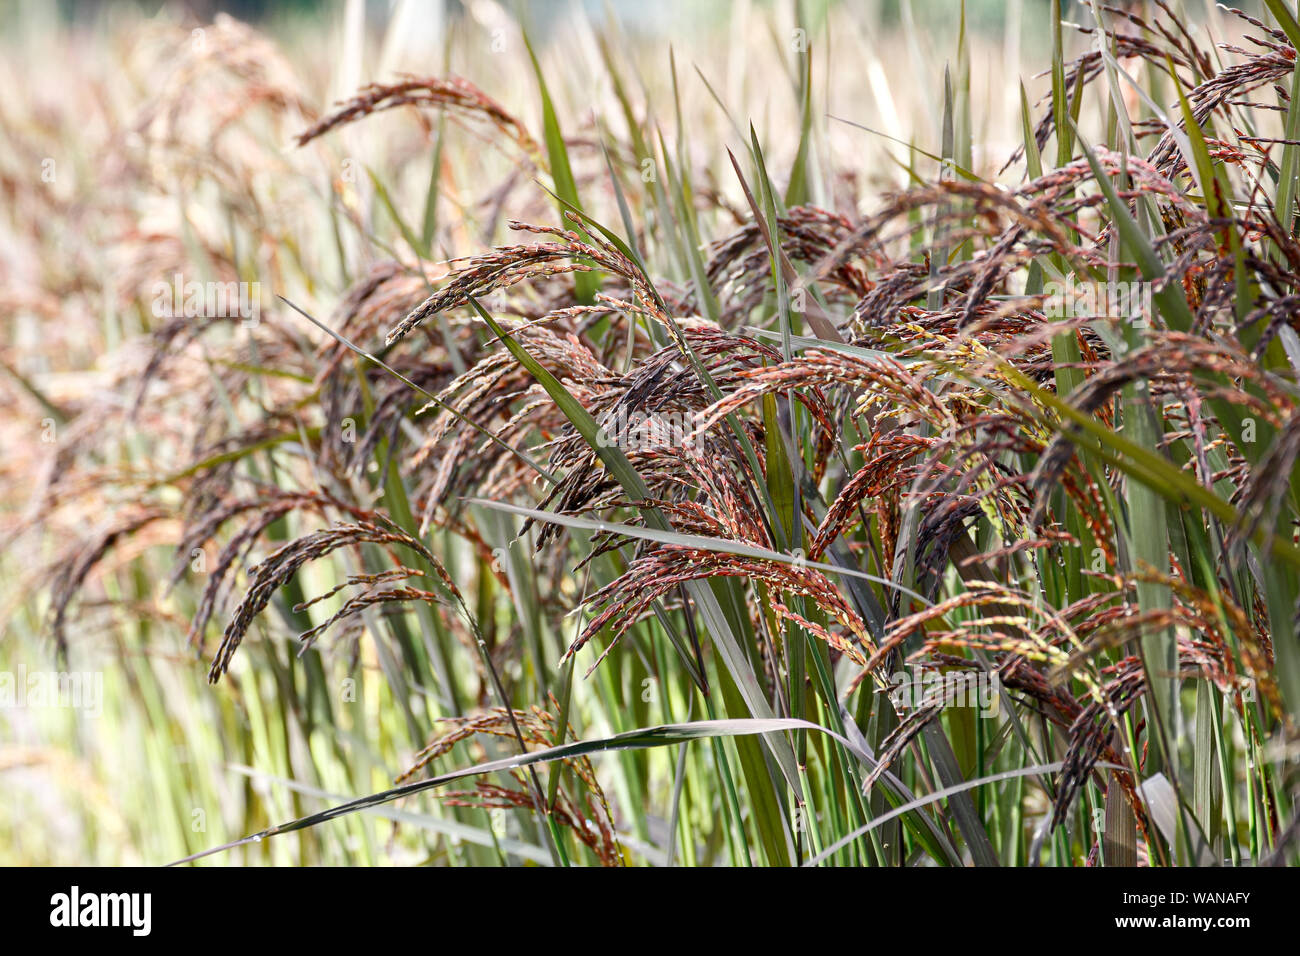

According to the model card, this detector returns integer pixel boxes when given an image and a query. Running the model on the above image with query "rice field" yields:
[2,0,1299,871]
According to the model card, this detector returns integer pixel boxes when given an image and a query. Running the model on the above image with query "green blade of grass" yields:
[171,716,867,865]
[523,31,599,303]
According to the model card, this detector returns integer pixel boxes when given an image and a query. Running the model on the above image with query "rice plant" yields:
[4,0,1300,868]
